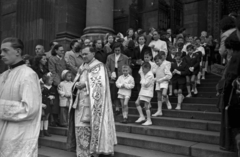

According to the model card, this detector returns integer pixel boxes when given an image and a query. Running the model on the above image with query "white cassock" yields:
[0,63,42,157]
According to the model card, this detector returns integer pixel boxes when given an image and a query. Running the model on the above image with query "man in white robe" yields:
[67,46,117,157]
[0,37,42,157]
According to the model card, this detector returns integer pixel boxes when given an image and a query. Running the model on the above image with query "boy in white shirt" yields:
[135,62,155,126]
[139,51,158,74]
[116,65,135,123]
[152,51,172,117]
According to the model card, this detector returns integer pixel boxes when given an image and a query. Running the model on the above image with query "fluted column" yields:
[82,0,114,39]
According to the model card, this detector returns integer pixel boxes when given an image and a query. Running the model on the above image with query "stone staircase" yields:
[39,73,238,157]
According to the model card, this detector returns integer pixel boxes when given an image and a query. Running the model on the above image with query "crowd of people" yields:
[20,26,218,128]
[1,13,240,157]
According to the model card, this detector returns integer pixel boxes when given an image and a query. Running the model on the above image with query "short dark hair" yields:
[112,42,123,52]
[70,39,78,49]
[175,52,182,58]
[2,37,24,51]
[51,44,63,56]
[137,35,147,43]
[186,44,195,50]
[142,62,151,70]
[82,45,95,53]
[144,51,152,57]
[93,39,104,48]
[154,52,165,61]
[220,16,236,32]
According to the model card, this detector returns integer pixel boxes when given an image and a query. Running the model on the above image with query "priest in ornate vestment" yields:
[0,37,42,157]
[67,46,117,157]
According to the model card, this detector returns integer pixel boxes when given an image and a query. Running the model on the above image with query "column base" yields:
[82,26,115,40]
[56,31,80,51]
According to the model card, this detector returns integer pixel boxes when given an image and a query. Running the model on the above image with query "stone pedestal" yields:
[55,0,86,50]
[82,0,114,40]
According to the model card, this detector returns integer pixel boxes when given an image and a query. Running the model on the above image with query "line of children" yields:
[116,65,135,123]
[115,44,202,126]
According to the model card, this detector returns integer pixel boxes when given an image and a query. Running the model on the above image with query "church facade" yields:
[0,0,239,56]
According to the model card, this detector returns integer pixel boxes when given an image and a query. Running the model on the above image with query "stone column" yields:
[83,0,114,39]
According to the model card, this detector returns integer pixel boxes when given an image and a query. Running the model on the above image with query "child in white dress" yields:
[58,70,74,126]
[116,65,135,123]
[135,62,155,126]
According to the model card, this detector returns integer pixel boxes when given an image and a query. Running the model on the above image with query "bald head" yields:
[35,45,45,55]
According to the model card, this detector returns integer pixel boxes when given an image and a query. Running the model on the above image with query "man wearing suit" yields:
[132,35,151,92]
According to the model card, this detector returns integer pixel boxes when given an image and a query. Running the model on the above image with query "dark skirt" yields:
[220,85,240,152]
[110,68,119,102]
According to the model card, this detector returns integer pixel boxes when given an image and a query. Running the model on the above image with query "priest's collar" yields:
[10,60,25,69]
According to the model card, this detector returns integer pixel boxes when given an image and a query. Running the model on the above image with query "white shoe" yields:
[196,80,201,85]
[142,120,152,126]
[201,76,205,80]
[152,110,163,117]
[194,88,198,95]
[167,101,172,110]
[135,117,145,123]
[175,104,181,110]
[186,94,192,98]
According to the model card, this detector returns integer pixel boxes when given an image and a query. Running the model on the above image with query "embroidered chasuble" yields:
[0,64,42,157]
[67,59,117,157]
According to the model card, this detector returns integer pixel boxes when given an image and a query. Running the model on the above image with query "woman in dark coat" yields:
[132,35,151,92]
[219,31,240,152]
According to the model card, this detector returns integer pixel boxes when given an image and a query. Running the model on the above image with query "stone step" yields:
[132,91,217,98]
[39,134,235,157]
[130,97,218,104]
[128,102,219,112]
[39,139,189,157]
[116,123,219,144]
[126,107,221,121]
[115,114,220,132]
[114,145,189,157]
[49,122,219,145]
[38,146,75,157]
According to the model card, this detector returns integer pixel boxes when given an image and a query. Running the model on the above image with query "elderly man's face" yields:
[35,45,44,55]
[1,42,21,65]
[82,47,94,63]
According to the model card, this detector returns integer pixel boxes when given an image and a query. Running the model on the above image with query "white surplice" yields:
[0,64,42,157]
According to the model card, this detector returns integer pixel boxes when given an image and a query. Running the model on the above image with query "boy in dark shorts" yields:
[183,44,200,97]
[171,52,189,109]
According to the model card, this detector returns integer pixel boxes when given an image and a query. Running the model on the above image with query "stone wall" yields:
[183,0,208,37]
